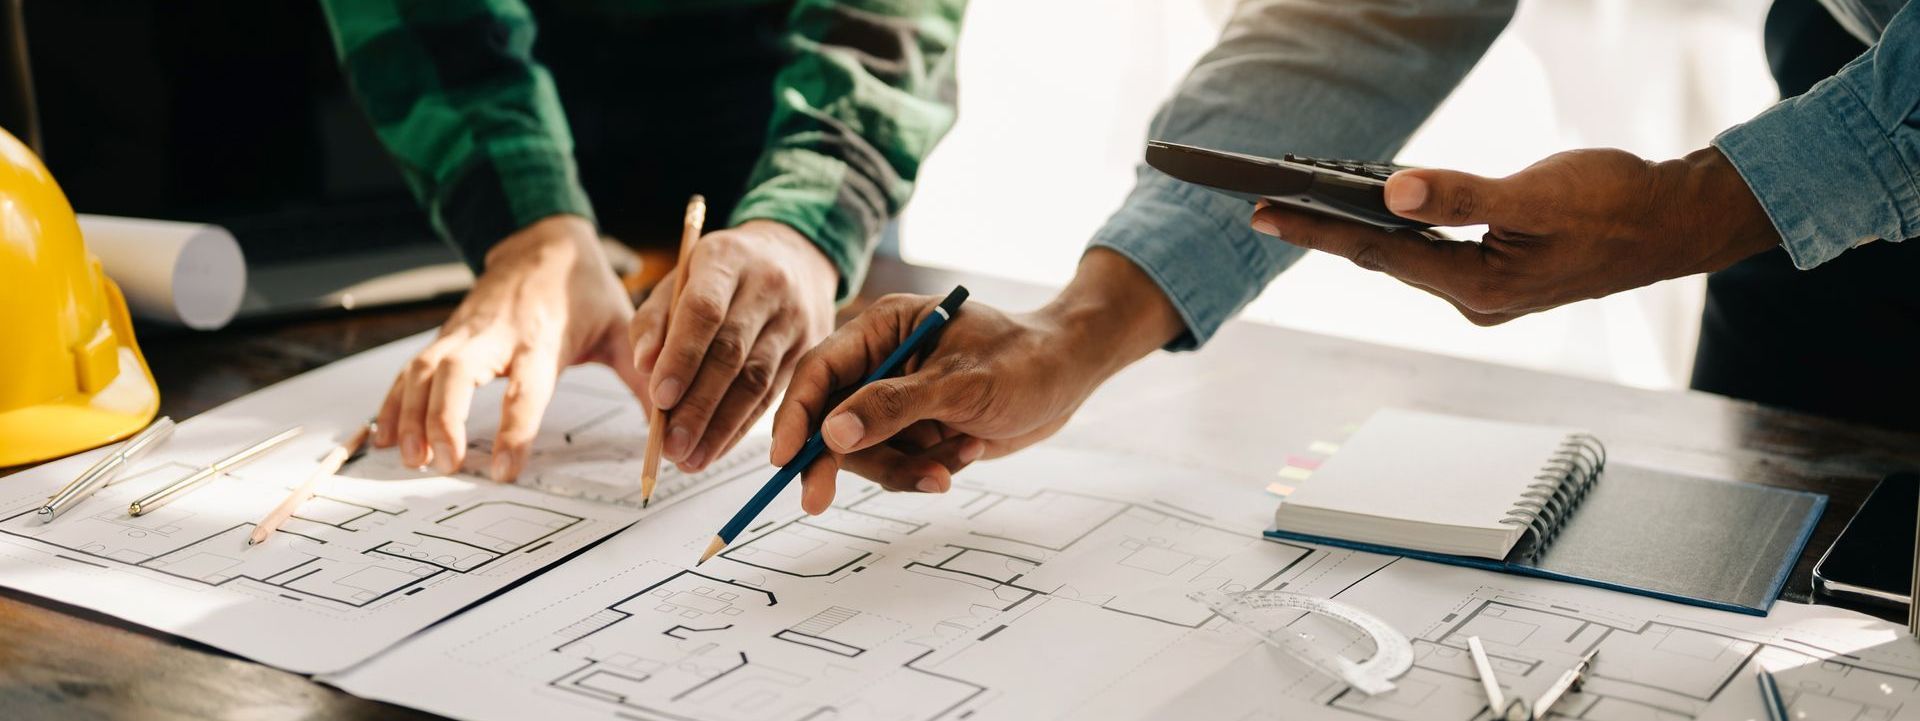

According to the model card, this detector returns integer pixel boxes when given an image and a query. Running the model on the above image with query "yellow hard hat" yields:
[0,126,158,467]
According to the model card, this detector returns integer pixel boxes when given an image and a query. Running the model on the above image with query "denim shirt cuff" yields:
[1088,172,1303,351]
[1713,75,1920,270]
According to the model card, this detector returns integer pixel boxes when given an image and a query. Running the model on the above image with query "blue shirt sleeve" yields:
[1088,0,1518,349]
[1713,1,1920,269]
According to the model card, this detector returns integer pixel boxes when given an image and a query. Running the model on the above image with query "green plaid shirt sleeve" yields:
[320,0,965,291]
[730,0,966,300]
[319,0,593,273]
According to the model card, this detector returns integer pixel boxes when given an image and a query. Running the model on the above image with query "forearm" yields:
[1092,0,1517,349]
[1039,248,1187,382]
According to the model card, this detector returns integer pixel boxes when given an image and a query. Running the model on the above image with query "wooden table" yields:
[4,257,1918,721]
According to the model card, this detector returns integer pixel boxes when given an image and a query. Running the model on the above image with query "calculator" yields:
[1144,140,1430,231]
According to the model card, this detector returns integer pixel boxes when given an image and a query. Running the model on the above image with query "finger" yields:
[374,376,404,448]
[770,295,924,465]
[1252,206,1486,295]
[650,253,737,411]
[799,452,840,516]
[665,297,773,465]
[839,434,987,493]
[820,374,965,456]
[396,348,443,469]
[1382,168,1535,230]
[629,273,674,377]
[491,348,559,483]
[684,320,790,471]
[424,356,489,474]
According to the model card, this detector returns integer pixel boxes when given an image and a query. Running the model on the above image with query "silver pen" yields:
[128,426,303,516]
[1533,648,1598,719]
[38,416,176,522]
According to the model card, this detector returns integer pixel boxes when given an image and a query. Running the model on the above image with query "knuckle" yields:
[1447,187,1477,220]
[707,330,749,367]
[866,382,912,421]
[681,295,726,330]
[1349,243,1390,273]
[406,355,438,377]
[738,361,776,396]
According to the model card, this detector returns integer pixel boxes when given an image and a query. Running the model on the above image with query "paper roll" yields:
[79,215,247,330]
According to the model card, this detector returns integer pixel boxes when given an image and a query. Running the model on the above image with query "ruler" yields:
[1189,589,1413,695]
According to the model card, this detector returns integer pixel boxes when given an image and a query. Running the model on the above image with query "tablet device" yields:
[1144,140,1430,231]
[1814,473,1918,607]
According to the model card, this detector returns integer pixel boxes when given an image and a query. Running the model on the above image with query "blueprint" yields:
[0,334,765,674]
[328,442,1920,721]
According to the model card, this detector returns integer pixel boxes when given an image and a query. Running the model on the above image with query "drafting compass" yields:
[1189,589,1413,695]
[1466,635,1598,721]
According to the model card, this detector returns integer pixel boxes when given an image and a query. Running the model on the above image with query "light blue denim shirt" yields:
[1092,0,1915,349]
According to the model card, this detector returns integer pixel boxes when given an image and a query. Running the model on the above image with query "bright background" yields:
[896,0,1782,390]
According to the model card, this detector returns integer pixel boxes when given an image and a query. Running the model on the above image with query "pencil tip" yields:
[697,536,727,566]
[641,498,650,509]
[246,538,260,546]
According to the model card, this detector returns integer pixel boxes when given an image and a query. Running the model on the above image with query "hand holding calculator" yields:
[1143,140,1428,231]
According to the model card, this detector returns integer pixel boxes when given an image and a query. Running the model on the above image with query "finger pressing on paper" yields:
[375,376,404,448]
[491,349,559,483]
[424,356,484,474]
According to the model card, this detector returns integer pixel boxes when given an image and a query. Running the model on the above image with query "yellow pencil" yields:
[640,195,707,508]
[247,423,372,547]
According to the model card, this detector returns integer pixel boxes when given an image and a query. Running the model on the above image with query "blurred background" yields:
[24,0,1780,389]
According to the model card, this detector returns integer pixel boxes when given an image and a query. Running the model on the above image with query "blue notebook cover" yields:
[1265,463,1826,616]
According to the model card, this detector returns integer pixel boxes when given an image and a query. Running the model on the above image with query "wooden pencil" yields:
[247,423,371,546]
[640,195,707,508]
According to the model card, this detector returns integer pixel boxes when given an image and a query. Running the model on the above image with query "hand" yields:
[374,215,645,481]
[770,248,1183,515]
[1249,147,1782,325]
[629,220,838,472]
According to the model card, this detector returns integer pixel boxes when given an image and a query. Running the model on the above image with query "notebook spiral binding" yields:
[1498,433,1607,560]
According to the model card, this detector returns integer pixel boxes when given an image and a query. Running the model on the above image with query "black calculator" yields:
[1144,140,1429,231]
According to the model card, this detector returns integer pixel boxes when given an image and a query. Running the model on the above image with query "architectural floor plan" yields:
[330,443,1920,721]
[0,336,764,673]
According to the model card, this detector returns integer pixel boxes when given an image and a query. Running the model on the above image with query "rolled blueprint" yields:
[79,215,246,330]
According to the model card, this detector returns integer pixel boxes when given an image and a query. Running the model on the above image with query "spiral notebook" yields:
[1265,409,1826,615]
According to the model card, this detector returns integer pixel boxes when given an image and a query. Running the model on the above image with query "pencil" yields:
[640,194,708,509]
[697,286,970,566]
[129,426,302,516]
[1757,668,1788,721]
[248,423,372,547]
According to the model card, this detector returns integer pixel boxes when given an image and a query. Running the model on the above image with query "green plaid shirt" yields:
[319,0,964,300]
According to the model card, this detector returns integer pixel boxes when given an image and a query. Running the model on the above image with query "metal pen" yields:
[128,426,303,516]
[38,416,175,521]
[1533,648,1598,719]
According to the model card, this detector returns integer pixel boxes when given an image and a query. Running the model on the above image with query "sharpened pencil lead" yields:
[642,497,650,509]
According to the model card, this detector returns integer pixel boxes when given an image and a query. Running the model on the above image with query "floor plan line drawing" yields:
[0,337,774,673]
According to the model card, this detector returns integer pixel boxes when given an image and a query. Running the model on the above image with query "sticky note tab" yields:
[1308,441,1341,455]
[1277,466,1313,481]
[1284,454,1323,470]
[1266,482,1295,497]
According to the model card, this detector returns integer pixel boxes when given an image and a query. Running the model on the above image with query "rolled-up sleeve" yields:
[1091,0,1517,349]
[1713,1,1920,270]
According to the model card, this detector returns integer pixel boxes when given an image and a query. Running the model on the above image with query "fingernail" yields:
[491,454,511,482]
[915,477,943,493]
[666,426,691,460]
[432,452,456,475]
[686,448,709,471]
[654,378,683,409]
[1385,175,1427,213]
[823,414,864,451]
[958,439,984,463]
[1251,217,1279,237]
[402,435,423,466]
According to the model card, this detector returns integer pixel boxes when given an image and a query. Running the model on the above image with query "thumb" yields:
[1384,169,1515,227]
[818,376,953,455]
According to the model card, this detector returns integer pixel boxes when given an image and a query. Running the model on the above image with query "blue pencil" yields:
[1757,668,1788,721]
[697,286,970,565]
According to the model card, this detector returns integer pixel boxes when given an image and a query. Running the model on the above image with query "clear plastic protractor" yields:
[1190,589,1413,696]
